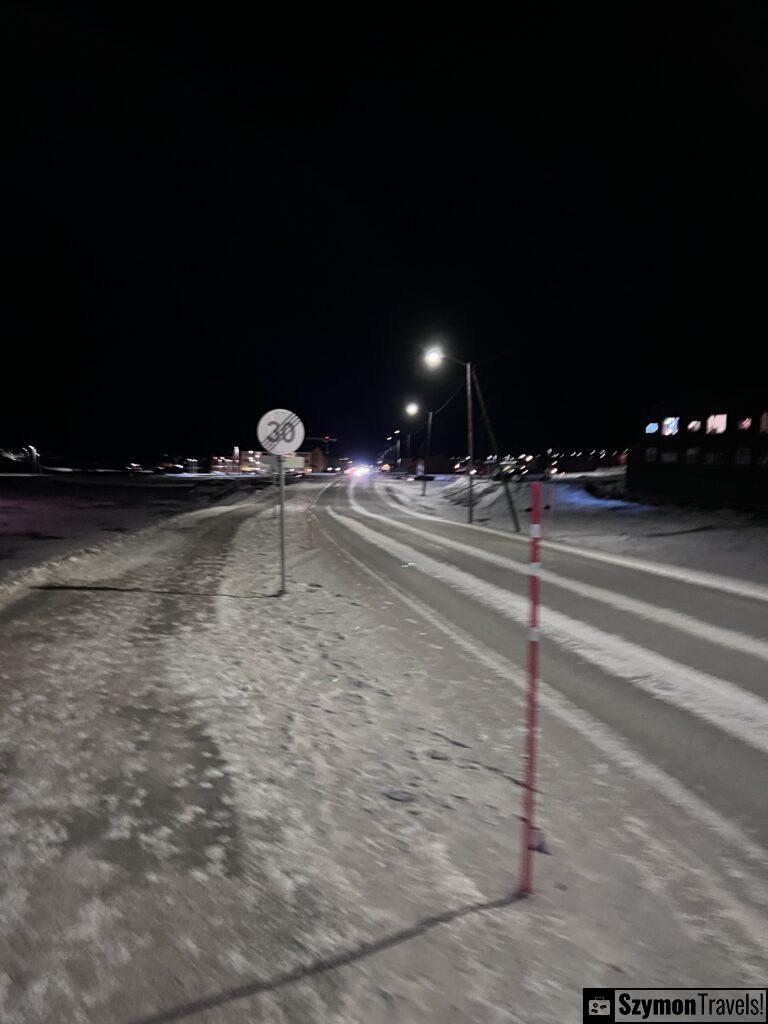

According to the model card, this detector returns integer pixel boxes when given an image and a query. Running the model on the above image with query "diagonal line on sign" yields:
[277,412,302,447]
[279,412,300,434]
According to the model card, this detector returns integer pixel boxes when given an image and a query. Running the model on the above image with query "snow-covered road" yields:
[1,477,766,1022]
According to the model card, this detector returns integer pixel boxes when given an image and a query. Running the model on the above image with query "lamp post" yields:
[382,435,397,468]
[404,402,419,466]
[404,402,434,495]
[425,346,475,523]
[422,409,433,496]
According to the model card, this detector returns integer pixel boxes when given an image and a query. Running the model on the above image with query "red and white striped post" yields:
[519,481,541,895]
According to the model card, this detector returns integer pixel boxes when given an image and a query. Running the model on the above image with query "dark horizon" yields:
[2,4,765,461]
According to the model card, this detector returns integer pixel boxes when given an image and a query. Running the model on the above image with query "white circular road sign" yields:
[257,408,305,455]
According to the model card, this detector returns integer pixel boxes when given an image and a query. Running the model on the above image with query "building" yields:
[298,446,326,472]
[627,390,768,506]
[210,449,303,475]
[211,449,268,474]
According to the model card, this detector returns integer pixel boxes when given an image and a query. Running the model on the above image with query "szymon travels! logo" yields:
[583,988,767,1023]
[584,990,615,1019]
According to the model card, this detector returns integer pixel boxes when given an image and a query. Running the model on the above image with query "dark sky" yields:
[1,3,765,461]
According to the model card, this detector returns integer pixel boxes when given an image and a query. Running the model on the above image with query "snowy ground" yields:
[384,472,768,584]
[1,479,766,1022]
[0,475,272,595]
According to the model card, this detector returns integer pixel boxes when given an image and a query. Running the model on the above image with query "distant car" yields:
[493,463,553,482]
[493,465,526,481]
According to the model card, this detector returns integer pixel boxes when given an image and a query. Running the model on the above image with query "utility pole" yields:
[472,367,521,532]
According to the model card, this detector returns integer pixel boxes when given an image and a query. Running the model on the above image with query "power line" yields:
[433,382,463,416]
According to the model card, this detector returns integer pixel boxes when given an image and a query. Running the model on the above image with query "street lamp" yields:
[424,346,475,523]
[404,402,420,462]
[403,399,437,495]
[384,429,402,466]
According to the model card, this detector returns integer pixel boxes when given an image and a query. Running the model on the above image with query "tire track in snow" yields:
[373,480,768,604]
[349,486,768,665]
[316,509,768,956]
[329,508,768,758]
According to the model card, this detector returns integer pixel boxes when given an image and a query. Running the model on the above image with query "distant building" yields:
[261,454,303,474]
[424,454,455,474]
[627,390,768,506]
[210,449,306,474]
[298,446,326,472]
[211,449,268,474]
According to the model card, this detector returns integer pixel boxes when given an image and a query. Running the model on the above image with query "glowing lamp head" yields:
[424,347,443,368]
[405,402,419,416]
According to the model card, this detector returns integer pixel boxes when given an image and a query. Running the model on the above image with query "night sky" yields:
[2,4,765,462]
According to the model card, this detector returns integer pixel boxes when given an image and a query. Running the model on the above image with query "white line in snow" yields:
[330,507,768,757]
[372,480,768,604]
[349,484,768,665]
[316,510,768,951]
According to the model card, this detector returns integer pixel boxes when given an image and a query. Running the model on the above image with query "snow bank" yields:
[381,473,768,585]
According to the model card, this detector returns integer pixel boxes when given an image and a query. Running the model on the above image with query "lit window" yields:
[686,448,700,464]
[735,448,752,467]
[738,417,752,431]
[760,412,768,433]
[645,422,659,435]
[687,420,701,432]
[645,446,658,462]
[662,417,679,436]
[706,414,727,435]
[661,452,678,463]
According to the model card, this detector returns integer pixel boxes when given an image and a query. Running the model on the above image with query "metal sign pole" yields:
[278,453,286,595]
[466,360,474,523]
[257,408,305,598]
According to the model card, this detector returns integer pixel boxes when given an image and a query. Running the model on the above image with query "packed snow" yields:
[383,472,768,584]
[0,475,272,597]
[0,480,765,1022]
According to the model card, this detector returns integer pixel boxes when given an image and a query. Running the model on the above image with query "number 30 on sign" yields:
[257,409,305,455]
